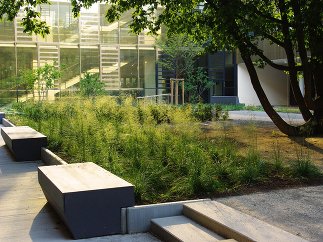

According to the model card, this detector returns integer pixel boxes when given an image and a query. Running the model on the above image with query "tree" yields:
[1,0,323,135]
[103,0,323,136]
[0,0,50,36]
[157,33,213,102]
[36,64,60,101]
[79,72,105,97]
[16,68,37,99]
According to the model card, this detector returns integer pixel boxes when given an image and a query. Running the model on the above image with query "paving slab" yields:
[217,186,323,242]
[151,215,226,242]
[183,201,308,242]
[0,125,159,242]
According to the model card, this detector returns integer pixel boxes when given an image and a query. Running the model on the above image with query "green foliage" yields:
[16,69,37,92]
[80,72,105,97]
[157,34,213,103]
[157,33,203,78]
[9,97,322,204]
[192,103,213,122]
[37,64,60,89]
[0,0,50,36]
[191,103,229,122]
[291,146,321,179]
[36,64,61,101]
[186,67,214,103]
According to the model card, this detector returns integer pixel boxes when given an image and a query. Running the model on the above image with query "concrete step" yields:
[151,215,236,242]
[183,201,308,242]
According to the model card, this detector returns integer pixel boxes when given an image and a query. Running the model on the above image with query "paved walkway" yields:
[1,123,322,241]
[229,110,304,124]
[217,186,323,242]
[0,125,159,242]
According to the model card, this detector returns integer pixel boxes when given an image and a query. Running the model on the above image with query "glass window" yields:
[0,47,16,105]
[80,4,100,44]
[17,46,38,72]
[60,46,80,88]
[100,4,119,44]
[59,2,79,43]
[38,3,59,42]
[120,48,138,88]
[139,49,156,95]
[0,18,14,41]
[138,31,156,45]
[81,46,99,74]
[119,11,138,45]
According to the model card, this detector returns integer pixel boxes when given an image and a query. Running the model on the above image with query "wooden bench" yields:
[1,126,47,161]
[38,162,135,239]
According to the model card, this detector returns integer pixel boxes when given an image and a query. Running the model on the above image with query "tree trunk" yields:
[279,0,312,121]
[240,49,299,135]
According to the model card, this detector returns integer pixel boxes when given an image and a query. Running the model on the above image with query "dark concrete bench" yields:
[38,162,135,239]
[0,112,5,123]
[1,126,47,161]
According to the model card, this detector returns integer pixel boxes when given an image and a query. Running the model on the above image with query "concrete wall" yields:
[238,63,289,106]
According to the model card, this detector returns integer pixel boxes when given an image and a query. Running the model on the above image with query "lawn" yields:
[8,97,322,204]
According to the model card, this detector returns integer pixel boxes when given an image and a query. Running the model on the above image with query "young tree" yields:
[157,34,213,102]
[79,72,105,97]
[36,64,60,101]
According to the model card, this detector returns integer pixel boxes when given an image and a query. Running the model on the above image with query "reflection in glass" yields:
[59,2,79,43]
[139,49,156,95]
[60,47,80,89]
[0,47,16,104]
[119,11,138,45]
[120,49,138,88]
[81,46,99,74]
[0,18,14,41]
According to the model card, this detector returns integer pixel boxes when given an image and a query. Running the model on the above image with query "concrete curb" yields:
[2,118,15,127]
[41,147,67,166]
[122,199,211,234]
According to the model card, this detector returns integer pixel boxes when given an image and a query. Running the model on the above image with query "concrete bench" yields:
[38,162,135,239]
[0,112,5,123]
[1,126,47,161]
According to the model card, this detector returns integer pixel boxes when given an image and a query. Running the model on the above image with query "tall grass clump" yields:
[291,145,321,179]
[9,97,322,203]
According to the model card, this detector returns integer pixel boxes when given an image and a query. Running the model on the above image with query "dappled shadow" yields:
[29,203,72,241]
[289,137,323,155]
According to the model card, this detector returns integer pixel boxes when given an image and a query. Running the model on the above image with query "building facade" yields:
[0,1,292,107]
[0,1,158,105]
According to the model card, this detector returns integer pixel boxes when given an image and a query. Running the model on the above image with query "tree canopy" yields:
[0,0,50,36]
[1,0,323,135]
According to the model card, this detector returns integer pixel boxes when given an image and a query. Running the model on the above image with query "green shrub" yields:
[8,96,321,204]
[192,103,213,122]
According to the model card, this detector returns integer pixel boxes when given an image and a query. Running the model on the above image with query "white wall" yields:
[238,63,289,106]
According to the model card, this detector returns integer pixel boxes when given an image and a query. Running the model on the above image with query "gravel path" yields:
[216,185,323,242]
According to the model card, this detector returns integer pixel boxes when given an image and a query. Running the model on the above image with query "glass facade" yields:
[0,1,158,104]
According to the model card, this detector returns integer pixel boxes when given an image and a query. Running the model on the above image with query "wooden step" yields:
[183,201,308,242]
[151,215,236,242]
